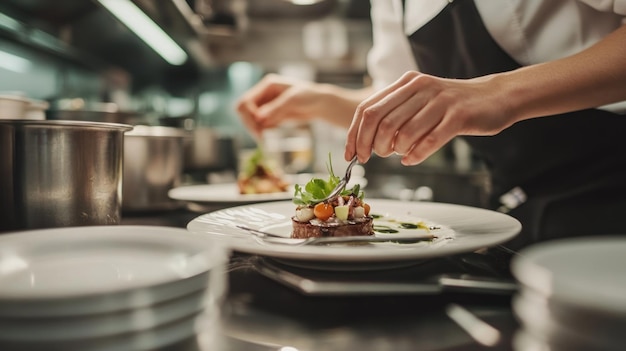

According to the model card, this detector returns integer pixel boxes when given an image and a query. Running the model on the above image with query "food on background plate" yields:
[291,157,373,238]
[237,148,289,195]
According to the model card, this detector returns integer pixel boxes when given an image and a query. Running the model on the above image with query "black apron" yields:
[404,0,626,249]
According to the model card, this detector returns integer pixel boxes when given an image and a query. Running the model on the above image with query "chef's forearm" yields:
[317,84,375,128]
[496,24,626,123]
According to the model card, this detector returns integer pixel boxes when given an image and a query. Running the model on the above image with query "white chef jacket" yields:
[367,0,626,112]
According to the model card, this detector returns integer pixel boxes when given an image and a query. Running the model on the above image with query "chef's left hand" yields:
[344,71,514,165]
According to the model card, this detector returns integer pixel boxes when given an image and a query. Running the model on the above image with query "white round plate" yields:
[511,236,626,314]
[168,183,293,206]
[0,288,209,341]
[0,311,215,351]
[0,226,226,317]
[187,199,521,265]
[512,292,625,351]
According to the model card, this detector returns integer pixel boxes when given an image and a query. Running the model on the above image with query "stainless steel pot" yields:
[158,117,231,172]
[122,126,186,212]
[0,120,132,232]
[159,117,229,173]
[184,127,223,171]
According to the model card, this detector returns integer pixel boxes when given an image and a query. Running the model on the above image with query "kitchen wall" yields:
[0,38,102,102]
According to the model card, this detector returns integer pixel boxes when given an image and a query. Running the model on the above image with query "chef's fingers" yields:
[244,74,285,104]
[371,92,429,157]
[236,76,280,137]
[400,114,456,166]
[236,100,263,139]
[356,75,432,159]
[344,73,422,163]
[254,89,305,129]
[346,72,432,162]
[390,92,448,155]
[238,74,293,116]
[237,75,296,135]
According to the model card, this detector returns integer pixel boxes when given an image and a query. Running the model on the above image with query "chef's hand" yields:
[237,74,373,139]
[344,71,513,165]
[236,74,329,138]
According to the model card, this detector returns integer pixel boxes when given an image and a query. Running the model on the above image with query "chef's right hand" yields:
[236,74,325,139]
[345,71,512,165]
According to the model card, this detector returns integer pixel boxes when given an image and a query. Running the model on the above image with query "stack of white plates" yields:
[510,236,626,351]
[0,225,227,351]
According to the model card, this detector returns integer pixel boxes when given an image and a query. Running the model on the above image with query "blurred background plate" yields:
[510,236,626,351]
[510,236,626,315]
[168,183,294,207]
[167,173,368,209]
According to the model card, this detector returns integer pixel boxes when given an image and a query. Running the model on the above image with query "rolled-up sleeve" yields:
[367,0,417,91]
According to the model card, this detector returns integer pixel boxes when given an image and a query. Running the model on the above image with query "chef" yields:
[237,0,626,249]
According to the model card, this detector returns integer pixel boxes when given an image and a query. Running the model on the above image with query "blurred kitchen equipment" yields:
[122,125,186,212]
[50,98,151,125]
[185,126,223,171]
[24,99,49,120]
[262,123,314,174]
[160,116,238,175]
[446,303,502,347]
[0,93,30,119]
[0,120,132,232]
[0,93,49,120]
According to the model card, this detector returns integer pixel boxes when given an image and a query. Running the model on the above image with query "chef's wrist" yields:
[484,71,530,125]
[315,83,366,128]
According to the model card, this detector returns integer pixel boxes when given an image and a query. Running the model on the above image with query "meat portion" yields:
[291,217,374,239]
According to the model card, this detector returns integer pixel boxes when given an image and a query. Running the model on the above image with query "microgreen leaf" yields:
[292,153,364,206]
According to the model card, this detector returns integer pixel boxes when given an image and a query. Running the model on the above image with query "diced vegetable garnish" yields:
[314,203,334,221]
[334,205,349,220]
[353,206,365,218]
[296,207,315,222]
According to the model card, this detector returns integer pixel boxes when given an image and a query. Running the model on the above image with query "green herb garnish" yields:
[292,154,364,206]
[242,148,270,178]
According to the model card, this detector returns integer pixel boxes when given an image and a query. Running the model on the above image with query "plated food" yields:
[291,158,373,239]
[187,200,522,269]
[237,148,289,195]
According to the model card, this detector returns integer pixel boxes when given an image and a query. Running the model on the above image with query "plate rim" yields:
[168,183,293,205]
